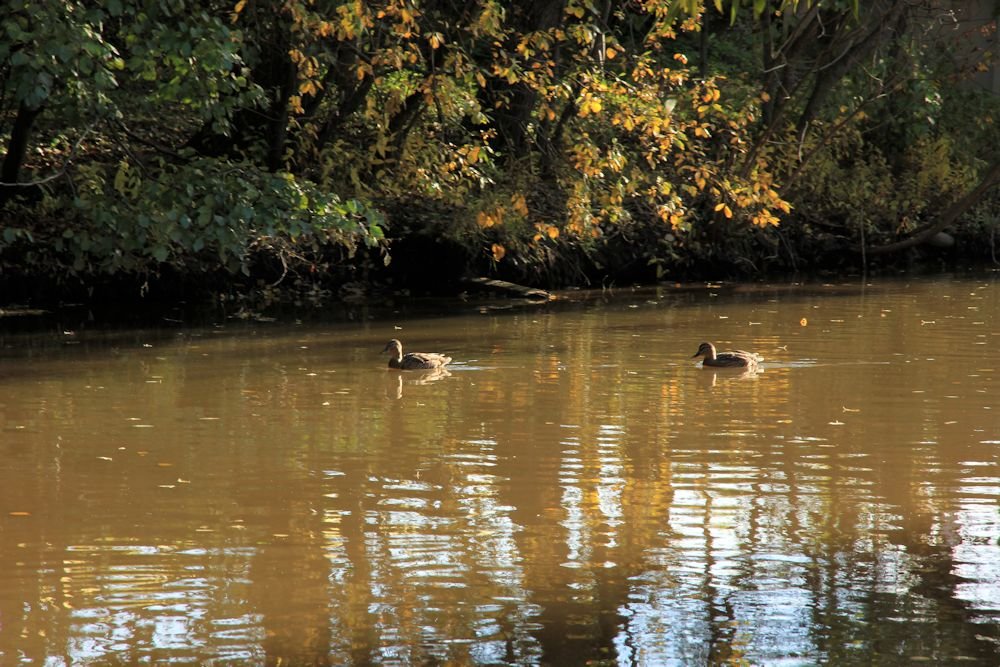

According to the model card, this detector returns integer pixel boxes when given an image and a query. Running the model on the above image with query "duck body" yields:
[692,341,761,371]
[383,339,452,370]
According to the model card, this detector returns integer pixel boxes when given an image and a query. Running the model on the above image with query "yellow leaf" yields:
[723,205,732,219]
[547,226,559,239]
[605,47,616,60]
[467,146,481,164]
[714,203,726,212]
[491,243,506,262]
[511,194,528,216]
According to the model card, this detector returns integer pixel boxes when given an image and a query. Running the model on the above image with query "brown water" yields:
[1,275,998,665]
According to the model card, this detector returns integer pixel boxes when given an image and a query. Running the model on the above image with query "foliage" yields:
[0,0,380,289]
[1,0,997,300]
[226,0,799,283]
[1,156,384,279]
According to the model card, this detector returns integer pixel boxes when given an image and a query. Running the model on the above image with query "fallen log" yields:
[461,277,554,301]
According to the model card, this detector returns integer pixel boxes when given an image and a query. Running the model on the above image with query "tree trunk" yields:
[0,102,42,206]
[480,0,565,162]
[795,1,906,135]
[266,58,297,173]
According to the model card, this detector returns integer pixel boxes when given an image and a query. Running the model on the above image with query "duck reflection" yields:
[696,367,759,388]
[384,367,453,399]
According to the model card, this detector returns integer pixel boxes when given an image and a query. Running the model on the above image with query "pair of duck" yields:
[383,339,761,372]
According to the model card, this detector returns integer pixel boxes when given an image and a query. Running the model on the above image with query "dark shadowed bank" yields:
[1,191,998,315]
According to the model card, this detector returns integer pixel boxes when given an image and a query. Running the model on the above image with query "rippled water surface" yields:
[1,275,999,665]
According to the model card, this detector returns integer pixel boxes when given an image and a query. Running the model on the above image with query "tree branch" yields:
[860,161,1000,256]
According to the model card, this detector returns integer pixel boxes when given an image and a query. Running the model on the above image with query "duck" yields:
[382,339,452,370]
[691,341,761,371]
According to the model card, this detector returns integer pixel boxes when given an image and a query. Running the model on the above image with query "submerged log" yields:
[461,277,554,301]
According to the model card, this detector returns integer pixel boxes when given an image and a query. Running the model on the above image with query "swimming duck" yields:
[691,341,761,371]
[382,339,452,370]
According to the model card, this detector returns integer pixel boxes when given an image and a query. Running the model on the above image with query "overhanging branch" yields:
[859,161,1000,256]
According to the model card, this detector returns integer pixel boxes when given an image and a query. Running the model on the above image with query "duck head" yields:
[691,342,715,359]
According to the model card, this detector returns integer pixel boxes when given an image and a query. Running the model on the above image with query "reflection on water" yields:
[384,367,453,400]
[1,275,999,664]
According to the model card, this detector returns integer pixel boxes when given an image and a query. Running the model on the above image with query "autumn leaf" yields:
[491,243,506,261]
[511,193,528,216]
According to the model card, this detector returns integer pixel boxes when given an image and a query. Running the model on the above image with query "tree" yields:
[0,0,384,284]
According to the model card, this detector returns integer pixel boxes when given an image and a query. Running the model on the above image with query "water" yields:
[1,275,998,665]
